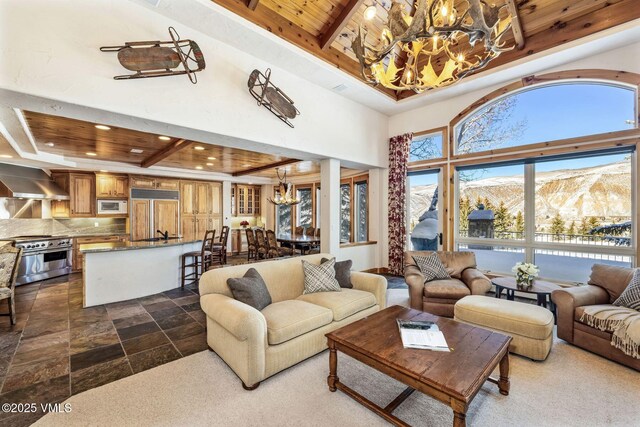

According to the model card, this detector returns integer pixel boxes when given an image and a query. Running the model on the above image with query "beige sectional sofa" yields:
[199,253,387,389]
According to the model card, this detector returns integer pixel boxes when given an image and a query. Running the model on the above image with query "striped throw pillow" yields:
[614,268,640,311]
[302,259,341,294]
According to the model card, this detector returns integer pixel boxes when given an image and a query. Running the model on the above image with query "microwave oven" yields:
[97,199,128,215]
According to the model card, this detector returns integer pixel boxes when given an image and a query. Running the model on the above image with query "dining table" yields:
[276,233,320,255]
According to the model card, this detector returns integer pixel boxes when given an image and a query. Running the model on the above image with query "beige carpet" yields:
[37,290,640,426]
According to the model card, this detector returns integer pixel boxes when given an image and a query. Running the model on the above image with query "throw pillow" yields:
[227,268,272,311]
[321,257,353,288]
[613,268,640,311]
[302,258,341,294]
[413,253,450,283]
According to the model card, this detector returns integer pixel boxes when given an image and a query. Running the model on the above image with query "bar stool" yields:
[181,230,215,288]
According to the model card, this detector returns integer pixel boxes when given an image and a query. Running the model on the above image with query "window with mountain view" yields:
[408,170,439,250]
[296,187,312,227]
[453,82,636,283]
[454,83,636,155]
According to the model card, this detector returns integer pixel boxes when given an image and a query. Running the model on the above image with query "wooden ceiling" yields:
[211,0,640,101]
[22,110,301,177]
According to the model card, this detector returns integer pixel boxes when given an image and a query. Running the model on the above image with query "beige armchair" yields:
[404,251,491,317]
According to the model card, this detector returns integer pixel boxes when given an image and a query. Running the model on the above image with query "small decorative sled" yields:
[100,27,205,84]
[248,69,300,128]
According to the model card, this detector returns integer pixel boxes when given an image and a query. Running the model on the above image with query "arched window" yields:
[454,82,637,155]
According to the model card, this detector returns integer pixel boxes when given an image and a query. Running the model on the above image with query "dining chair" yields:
[181,230,215,288]
[245,228,258,261]
[294,226,305,235]
[211,226,230,265]
[305,227,315,236]
[266,230,292,258]
[254,229,268,259]
[0,245,22,325]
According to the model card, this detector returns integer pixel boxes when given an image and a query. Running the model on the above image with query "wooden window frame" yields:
[409,126,448,166]
[404,70,640,261]
[340,173,370,245]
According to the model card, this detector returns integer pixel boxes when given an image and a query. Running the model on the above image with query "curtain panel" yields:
[388,132,412,276]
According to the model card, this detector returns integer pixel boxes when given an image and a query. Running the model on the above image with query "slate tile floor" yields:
[0,274,207,426]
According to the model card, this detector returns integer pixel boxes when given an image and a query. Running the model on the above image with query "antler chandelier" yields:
[268,168,300,206]
[352,0,514,93]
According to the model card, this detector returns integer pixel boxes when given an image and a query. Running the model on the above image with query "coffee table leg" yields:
[328,339,339,392]
[453,411,466,427]
[498,351,510,396]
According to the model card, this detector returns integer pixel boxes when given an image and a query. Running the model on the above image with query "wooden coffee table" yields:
[325,306,511,427]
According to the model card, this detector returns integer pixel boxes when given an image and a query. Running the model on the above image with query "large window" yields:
[410,129,445,161]
[354,179,368,242]
[454,83,636,155]
[296,187,313,227]
[456,151,634,283]
[408,170,440,250]
[340,175,370,244]
[276,204,292,235]
[340,182,351,243]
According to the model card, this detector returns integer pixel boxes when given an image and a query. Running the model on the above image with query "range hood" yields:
[0,163,69,200]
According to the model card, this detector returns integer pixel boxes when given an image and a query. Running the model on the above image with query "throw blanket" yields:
[580,305,640,359]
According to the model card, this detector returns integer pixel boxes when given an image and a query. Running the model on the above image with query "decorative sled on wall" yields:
[100,27,205,84]
[248,69,300,128]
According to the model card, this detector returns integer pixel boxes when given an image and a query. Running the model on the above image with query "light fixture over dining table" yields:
[352,0,515,93]
[268,168,300,206]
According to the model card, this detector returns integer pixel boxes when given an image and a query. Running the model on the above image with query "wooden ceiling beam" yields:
[320,0,366,50]
[141,139,191,168]
[246,0,259,11]
[506,0,525,50]
[232,158,300,176]
[209,0,397,99]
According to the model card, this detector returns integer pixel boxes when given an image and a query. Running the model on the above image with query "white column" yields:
[320,158,340,255]
[222,180,232,252]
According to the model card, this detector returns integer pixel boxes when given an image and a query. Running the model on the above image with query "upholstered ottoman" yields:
[454,295,554,361]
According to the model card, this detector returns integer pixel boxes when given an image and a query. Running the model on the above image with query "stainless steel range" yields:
[13,235,73,285]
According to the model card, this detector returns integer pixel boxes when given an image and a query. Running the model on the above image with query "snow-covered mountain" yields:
[409,161,631,229]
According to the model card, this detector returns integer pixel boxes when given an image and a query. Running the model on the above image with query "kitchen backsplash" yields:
[0,218,127,238]
[230,216,264,229]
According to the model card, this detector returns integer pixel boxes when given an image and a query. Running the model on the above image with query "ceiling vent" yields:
[332,84,348,93]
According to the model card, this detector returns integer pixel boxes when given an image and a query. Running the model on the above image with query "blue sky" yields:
[409,83,636,182]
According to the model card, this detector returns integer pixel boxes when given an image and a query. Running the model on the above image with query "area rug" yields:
[36,326,640,426]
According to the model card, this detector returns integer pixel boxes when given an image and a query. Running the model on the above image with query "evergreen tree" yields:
[578,217,590,235]
[550,213,565,241]
[459,196,472,232]
[482,197,495,212]
[494,201,513,237]
[588,216,601,230]
[475,196,484,209]
[514,211,525,236]
[567,220,576,236]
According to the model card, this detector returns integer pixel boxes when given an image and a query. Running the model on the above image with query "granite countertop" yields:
[68,233,129,238]
[80,238,202,253]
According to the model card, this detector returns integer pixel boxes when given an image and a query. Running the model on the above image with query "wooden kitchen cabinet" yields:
[233,185,261,216]
[51,172,95,218]
[96,174,128,198]
[153,200,179,237]
[130,199,151,242]
[130,175,179,190]
[180,180,222,241]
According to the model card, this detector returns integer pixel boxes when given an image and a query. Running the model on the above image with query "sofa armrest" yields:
[351,271,387,309]
[200,294,267,343]
[551,285,609,343]
[404,265,425,310]
[461,268,492,295]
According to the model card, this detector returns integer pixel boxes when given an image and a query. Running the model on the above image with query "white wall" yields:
[389,41,640,135]
[0,0,388,169]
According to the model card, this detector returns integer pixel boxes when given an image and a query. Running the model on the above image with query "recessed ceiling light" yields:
[364,5,377,20]
[207,157,216,160]
[206,163,213,166]
[130,148,144,154]
[243,164,251,167]
[195,166,203,170]
[95,125,111,130]
[45,142,55,147]
[248,182,253,185]
[86,152,97,156]
[158,136,171,141]
[100,170,108,173]
[0,154,13,159]
[194,146,205,151]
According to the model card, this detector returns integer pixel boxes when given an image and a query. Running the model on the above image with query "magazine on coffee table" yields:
[397,319,450,352]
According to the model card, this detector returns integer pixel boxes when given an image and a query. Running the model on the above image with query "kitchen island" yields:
[80,238,201,307]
